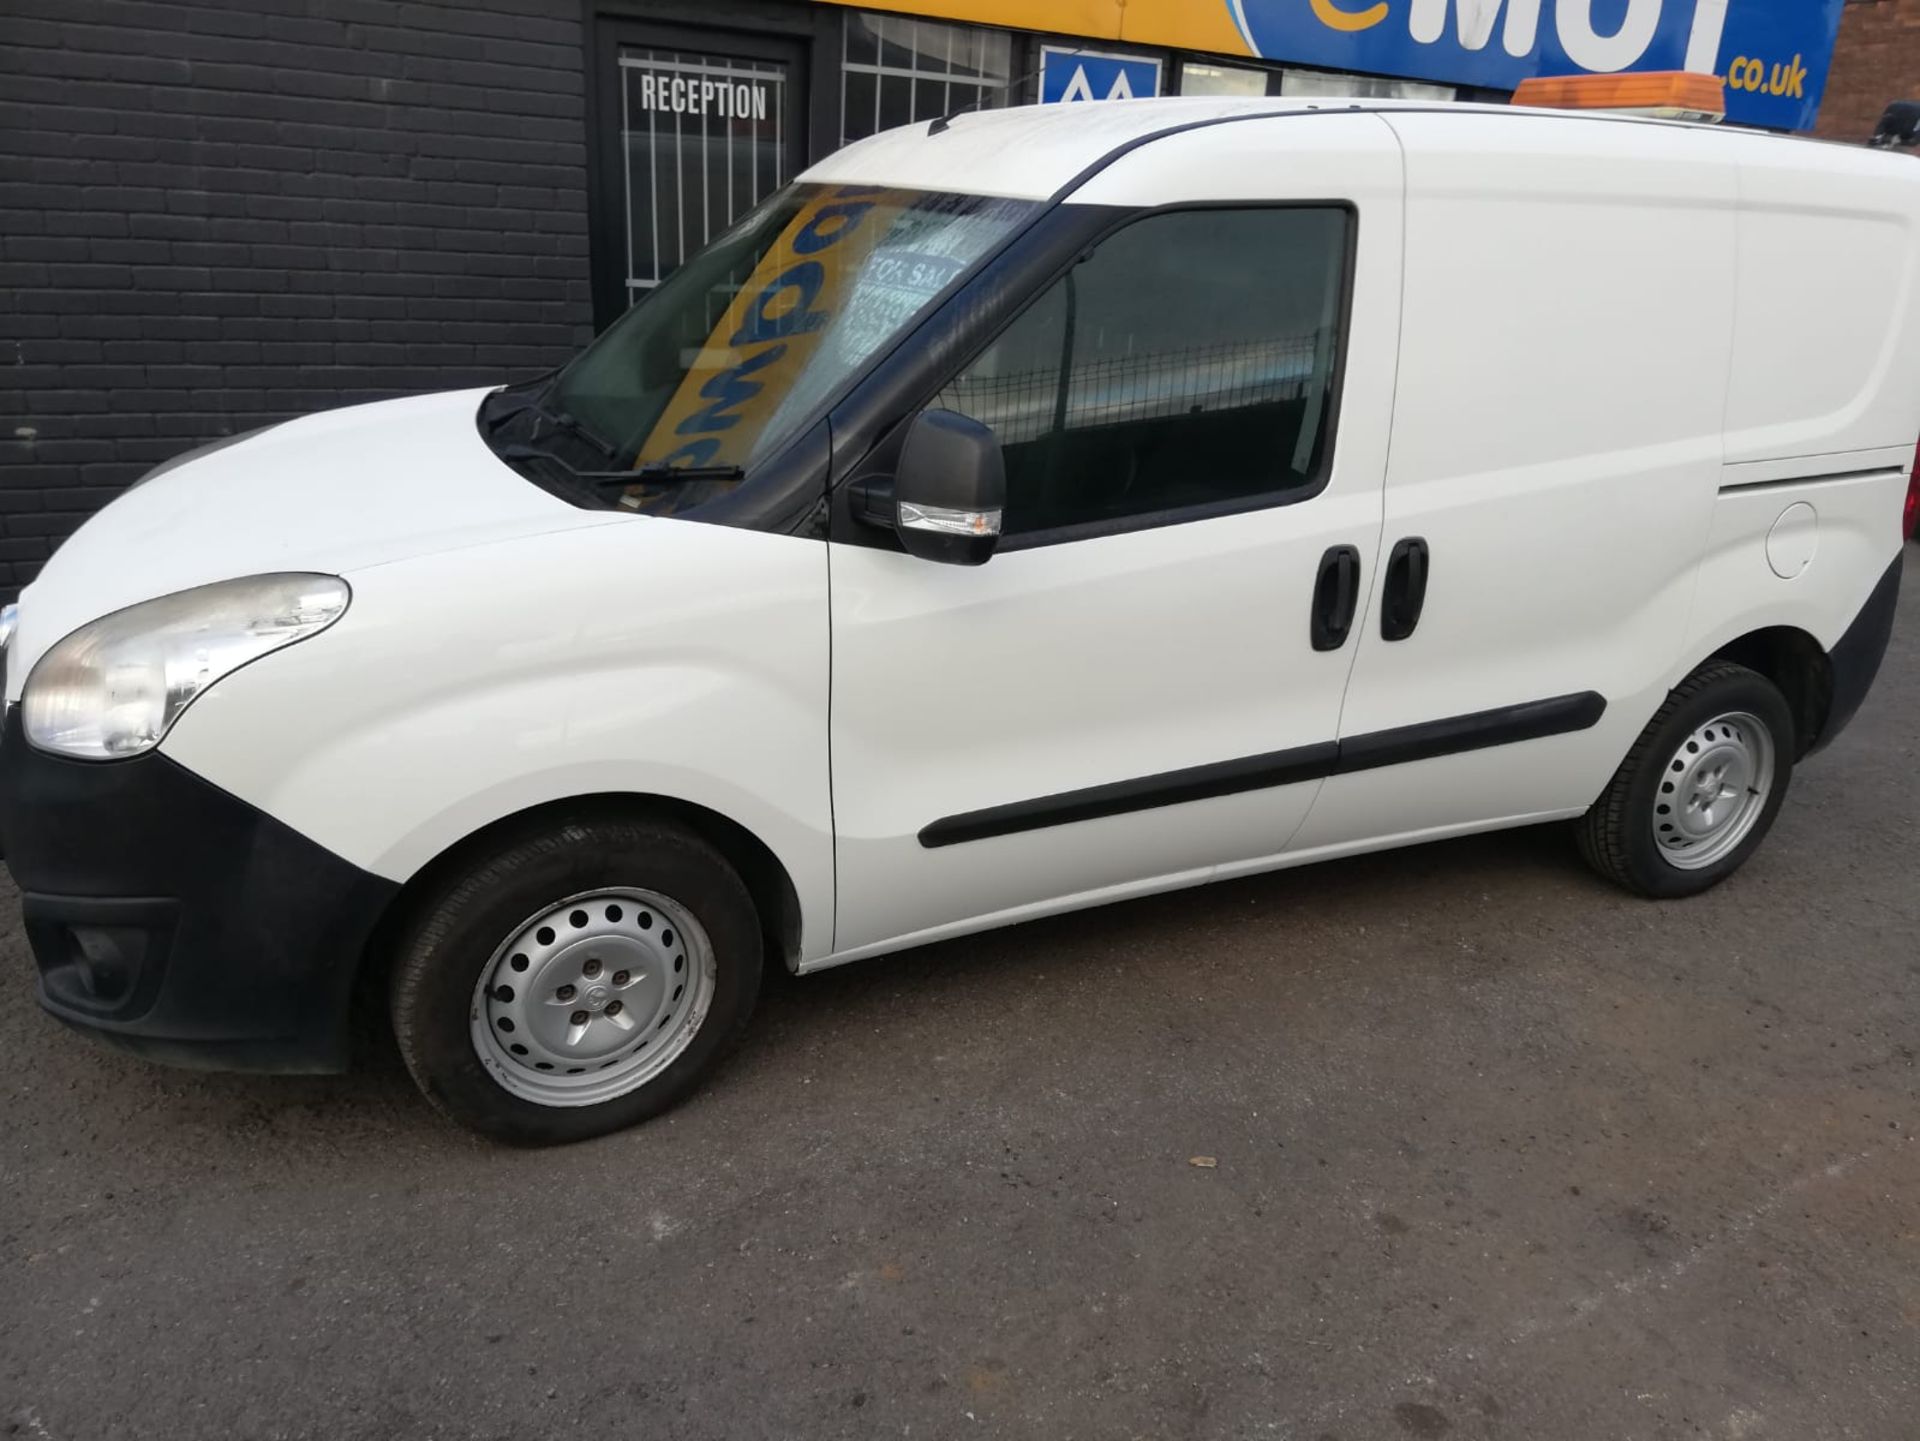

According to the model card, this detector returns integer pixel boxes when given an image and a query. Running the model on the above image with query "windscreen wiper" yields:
[629,461,746,482]
[496,444,743,486]
[487,393,620,462]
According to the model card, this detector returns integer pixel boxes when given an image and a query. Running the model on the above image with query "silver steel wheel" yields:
[1652,711,1775,871]
[469,887,717,1108]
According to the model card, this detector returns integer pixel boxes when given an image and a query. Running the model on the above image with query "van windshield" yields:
[501,183,1036,515]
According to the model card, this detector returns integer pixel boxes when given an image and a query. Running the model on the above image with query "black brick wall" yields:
[0,0,596,602]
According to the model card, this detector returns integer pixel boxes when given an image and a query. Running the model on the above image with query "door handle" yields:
[1380,536,1429,642]
[1310,544,1361,652]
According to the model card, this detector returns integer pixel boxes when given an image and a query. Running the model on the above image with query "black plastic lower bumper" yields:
[1809,550,1903,756]
[0,708,398,1072]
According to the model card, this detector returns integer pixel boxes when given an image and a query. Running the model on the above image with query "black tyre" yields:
[391,812,762,1144]
[1576,661,1795,898]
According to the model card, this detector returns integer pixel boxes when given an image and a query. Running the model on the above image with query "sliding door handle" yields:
[1380,536,1429,642]
[1310,544,1361,652]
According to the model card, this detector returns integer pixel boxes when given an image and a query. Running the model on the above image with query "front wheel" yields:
[391,813,762,1144]
[1576,660,1795,898]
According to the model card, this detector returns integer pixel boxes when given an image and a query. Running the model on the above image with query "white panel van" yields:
[3,99,1916,1143]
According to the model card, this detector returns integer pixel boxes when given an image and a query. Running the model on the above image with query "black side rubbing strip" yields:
[1335,691,1607,774]
[916,692,1607,848]
[918,744,1340,849]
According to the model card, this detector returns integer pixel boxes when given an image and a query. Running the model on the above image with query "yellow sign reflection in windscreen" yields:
[636,187,896,474]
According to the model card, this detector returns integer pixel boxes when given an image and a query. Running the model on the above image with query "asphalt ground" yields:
[3,563,1917,1441]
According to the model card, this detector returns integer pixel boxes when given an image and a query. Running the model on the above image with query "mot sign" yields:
[837,0,1847,131]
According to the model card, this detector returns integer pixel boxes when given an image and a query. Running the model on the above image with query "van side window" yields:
[934,206,1351,537]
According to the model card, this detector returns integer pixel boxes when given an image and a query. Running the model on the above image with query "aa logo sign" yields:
[1039,48,1164,103]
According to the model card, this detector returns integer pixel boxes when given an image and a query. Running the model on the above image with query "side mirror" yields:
[892,410,1005,566]
[1871,101,1920,149]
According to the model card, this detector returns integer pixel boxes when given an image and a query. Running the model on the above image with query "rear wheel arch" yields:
[1578,658,1795,897]
[1702,626,1831,759]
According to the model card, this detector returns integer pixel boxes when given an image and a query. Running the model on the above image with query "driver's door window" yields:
[935,206,1352,539]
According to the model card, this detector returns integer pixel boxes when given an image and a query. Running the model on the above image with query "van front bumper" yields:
[0,708,398,1072]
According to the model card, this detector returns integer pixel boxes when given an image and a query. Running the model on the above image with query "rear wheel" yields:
[1576,661,1795,898]
[391,813,761,1144]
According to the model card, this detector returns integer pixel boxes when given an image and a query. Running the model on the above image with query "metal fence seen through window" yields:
[935,334,1328,446]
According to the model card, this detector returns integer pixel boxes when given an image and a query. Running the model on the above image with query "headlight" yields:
[23,573,349,760]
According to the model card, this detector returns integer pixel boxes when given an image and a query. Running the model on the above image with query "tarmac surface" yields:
[3,566,1917,1441]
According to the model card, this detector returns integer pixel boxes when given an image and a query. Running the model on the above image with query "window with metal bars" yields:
[840,12,1014,144]
[619,47,792,300]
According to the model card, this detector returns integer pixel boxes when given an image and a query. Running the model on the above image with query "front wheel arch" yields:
[350,793,804,1059]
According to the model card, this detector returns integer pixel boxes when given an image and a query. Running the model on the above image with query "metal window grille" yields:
[620,49,789,300]
[839,13,1013,145]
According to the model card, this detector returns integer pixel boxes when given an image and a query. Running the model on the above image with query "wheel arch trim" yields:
[1673,550,1900,759]
[357,791,811,1036]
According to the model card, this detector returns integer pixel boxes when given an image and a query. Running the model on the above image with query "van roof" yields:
[797,96,1853,202]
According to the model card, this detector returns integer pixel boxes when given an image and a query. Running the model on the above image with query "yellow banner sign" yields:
[811,0,1254,56]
